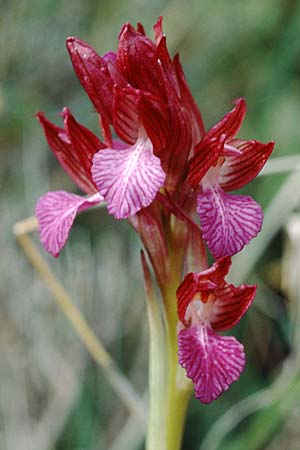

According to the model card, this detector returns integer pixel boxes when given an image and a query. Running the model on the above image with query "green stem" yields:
[145,222,196,450]
[162,257,193,450]
[143,254,167,450]
[146,293,167,450]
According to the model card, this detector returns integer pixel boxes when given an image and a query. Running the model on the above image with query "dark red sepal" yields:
[66,37,114,122]
[206,98,247,141]
[187,136,224,188]
[153,16,163,44]
[138,92,169,152]
[176,257,232,323]
[156,63,193,190]
[113,85,139,145]
[63,106,105,159]
[211,284,256,331]
[173,54,205,142]
[117,23,163,96]
[219,140,275,191]
[156,36,179,95]
[36,111,98,194]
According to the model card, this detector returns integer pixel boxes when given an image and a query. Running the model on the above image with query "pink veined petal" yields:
[219,140,275,191]
[211,284,256,331]
[92,135,166,219]
[178,324,245,404]
[197,186,263,258]
[36,191,103,257]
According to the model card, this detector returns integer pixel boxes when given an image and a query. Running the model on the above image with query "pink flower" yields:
[176,257,256,403]
[188,99,274,258]
[36,18,205,257]
[35,17,275,405]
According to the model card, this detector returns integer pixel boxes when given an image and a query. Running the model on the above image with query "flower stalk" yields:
[144,224,194,450]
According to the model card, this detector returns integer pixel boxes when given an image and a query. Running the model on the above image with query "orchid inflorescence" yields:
[36,17,274,405]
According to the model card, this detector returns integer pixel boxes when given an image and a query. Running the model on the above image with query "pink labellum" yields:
[197,186,263,258]
[36,112,98,194]
[66,37,114,122]
[92,135,166,219]
[36,191,103,257]
[219,140,275,191]
[211,284,256,331]
[178,324,245,403]
[206,98,247,142]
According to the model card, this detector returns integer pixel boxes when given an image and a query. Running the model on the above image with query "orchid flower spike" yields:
[177,257,256,403]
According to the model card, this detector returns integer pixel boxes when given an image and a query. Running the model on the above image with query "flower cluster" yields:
[36,17,274,403]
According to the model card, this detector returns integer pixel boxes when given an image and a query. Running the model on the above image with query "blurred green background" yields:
[1,0,300,449]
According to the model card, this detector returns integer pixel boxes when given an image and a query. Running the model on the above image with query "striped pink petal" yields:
[178,324,245,403]
[92,136,165,219]
[197,186,263,258]
[211,284,256,332]
[36,191,103,257]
